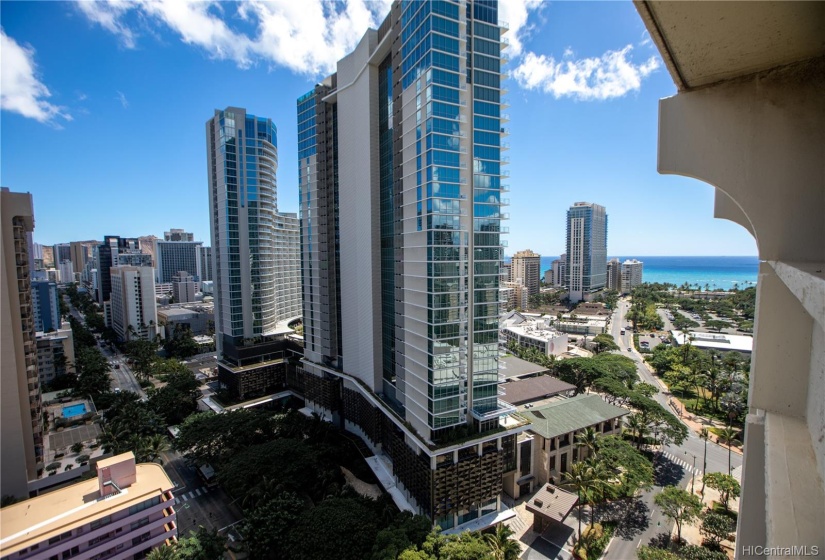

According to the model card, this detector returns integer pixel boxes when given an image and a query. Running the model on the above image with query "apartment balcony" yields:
[470,399,516,422]
[501,37,510,49]
[499,20,510,33]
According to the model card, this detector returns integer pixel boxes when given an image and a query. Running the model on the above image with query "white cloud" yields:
[499,0,544,56]
[75,0,393,76]
[513,45,661,101]
[116,90,128,108]
[75,0,136,48]
[0,29,71,125]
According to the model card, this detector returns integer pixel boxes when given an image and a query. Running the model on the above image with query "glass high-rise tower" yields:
[297,0,526,529]
[565,202,608,303]
[206,107,301,398]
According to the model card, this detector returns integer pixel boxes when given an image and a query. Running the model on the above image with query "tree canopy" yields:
[654,486,703,543]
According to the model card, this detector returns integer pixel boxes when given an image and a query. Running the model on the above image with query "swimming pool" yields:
[62,404,87,419]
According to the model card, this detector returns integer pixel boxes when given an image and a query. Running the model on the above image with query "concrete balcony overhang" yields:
[634,1,824,91]
[634,4,825,558]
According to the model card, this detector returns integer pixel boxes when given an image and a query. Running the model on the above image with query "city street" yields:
[159,449,243,539]
[99,343,146,398]
[601,300,743,557]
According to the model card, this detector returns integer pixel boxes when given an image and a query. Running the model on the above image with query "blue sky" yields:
[0,0,757,256]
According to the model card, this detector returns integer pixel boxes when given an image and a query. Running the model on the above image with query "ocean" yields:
[532,256,759,291]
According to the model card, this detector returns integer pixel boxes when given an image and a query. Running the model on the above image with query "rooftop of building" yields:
[520,394,629,440]
[570,302,611,316]
[501,376,575,405]
[502,322,566,343]
[157,307,201,318]
[671,330,754,352]
[499,355,549,379]
[526,483,579,522]
[0,454,173,555]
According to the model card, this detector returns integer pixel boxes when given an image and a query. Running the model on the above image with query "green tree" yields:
[592,333,620,354]
[716,426,740,476]
[575,426,600,459]
[288,496,383,560]
[139,434,170,464]
[626,413,649,450]
[699,512,734,549]
[174,409,279,468]
[484,524,521,560]
[124,338,159,380]
[702,472,740,511]
[654,486,703,543]
[637,545,679,560]
[145,546,178,560]
[400,530,494,560]
[563,460,602,541]
[371,513,433,560]
[240,492,305,558]
[594,435,654,500]
[678,545,728,560]
[164,324,200,359]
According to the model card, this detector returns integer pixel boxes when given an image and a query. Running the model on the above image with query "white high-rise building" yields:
[565,202,608,303]
[109,266,158,342]
[621,259,644,294]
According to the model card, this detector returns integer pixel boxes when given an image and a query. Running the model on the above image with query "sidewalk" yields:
[664,393,743,456]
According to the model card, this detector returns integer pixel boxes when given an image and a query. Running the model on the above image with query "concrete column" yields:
[656,57,825,558]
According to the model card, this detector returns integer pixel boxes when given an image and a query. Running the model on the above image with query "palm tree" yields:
[484,523,521,560]
[626,413,649,450]
[146,545,178,560]
[140,434,170,464]
[717,426,741,475]
[563,461,598,542]
[583,458,612,525]
[575,427,599,460]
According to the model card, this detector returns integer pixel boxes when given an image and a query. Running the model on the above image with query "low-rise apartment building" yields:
[505,394,628,499]
[0,452,177,560]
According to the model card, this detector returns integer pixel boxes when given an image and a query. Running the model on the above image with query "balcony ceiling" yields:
[634,1,825,90]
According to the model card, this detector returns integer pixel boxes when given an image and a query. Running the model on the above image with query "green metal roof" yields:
[522,394,628,440]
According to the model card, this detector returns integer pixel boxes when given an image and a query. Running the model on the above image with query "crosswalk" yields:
[661,451,702,475]
[176,486,212,502]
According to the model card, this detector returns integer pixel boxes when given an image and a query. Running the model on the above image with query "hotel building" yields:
[297,0,529,529]
[153,240,203,284]
[620,258,643,294]
[0,188,43,500]
[206,107,302,399]
[0,453,177,560]
[511,249,541,297]
[109,266,159,342]
[565,202,607,303]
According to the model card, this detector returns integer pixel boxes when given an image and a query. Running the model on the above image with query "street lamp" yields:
[700,428,709,495]
[685,451,697,494]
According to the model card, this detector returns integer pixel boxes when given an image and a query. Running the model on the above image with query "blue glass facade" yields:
[565,202,608,301]
[399,0,508,433]
[209,109,279,345]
